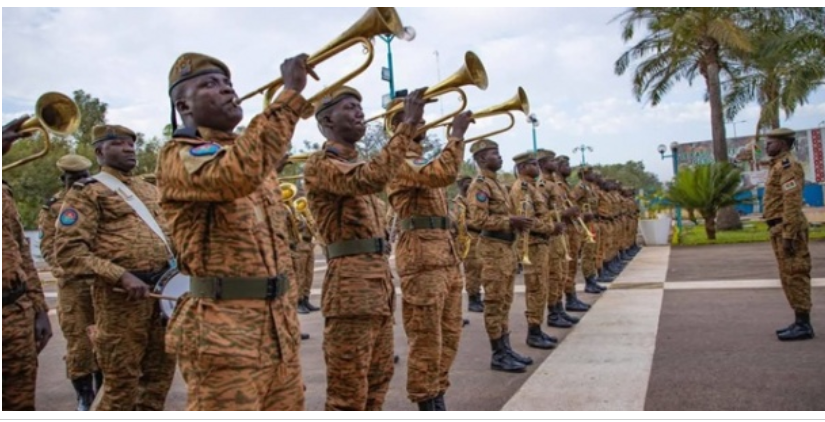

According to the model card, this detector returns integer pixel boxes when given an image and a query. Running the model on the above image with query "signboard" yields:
[381,67,391,82]
[381,93,392,110]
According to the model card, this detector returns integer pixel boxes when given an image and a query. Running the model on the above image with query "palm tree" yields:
[666,162,745,240]
[613,8,753,163]
[723,8,825,135]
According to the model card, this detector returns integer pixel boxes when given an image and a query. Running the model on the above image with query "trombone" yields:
[434,87,529,144]
[237,7,412,112]
[3,92,81,171]
[365,51,488,135]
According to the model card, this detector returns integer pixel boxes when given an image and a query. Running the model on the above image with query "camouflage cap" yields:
[556,154,570,162]
[470,139,498,155]
[536,148,555,160]
[168,52,230,94]
[579,165,594,173]
[512,151,537,165]
[92,124,136,144]
[766,127,796,139]
[314,86,362,117]
[56,154,92,172]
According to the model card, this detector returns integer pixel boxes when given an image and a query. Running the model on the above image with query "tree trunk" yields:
[703,51,728,163]
[703,210,718,240]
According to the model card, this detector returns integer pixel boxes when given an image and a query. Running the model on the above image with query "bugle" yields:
[3,92,81,171]
[462,87,529,144]
[237,7,410,112]
[564,198,596,244]
[519,199,532,265]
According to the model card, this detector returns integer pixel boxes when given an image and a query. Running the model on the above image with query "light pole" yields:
[573,144,593,166]
[658,141,682,239]
[527,113,539,153]
[378,26,416,107]
[729,119,746,139]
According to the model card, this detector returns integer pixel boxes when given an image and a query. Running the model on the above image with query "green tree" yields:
[586,161,662,193]
[666,162,745,240]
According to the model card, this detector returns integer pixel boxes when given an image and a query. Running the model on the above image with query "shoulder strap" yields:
[92,172,176,267]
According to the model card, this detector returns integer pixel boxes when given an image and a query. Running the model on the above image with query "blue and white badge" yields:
[475,191,489,203]
[59,208,79,226]
[190,143,220,157]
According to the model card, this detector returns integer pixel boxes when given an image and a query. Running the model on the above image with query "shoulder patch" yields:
[58,208,79,226]
[475,191,489,203]
[475,175,485,184]
[782,180,798,191]
[72,177,98,189]
[329,158,361,175]
[782,158,791,170]
[189,143,221,157]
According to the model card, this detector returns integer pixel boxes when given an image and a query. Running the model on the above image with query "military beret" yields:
[314,86,362,117]
[92,124,136,144]
[578,165,594,174]
[766,127,796,139]
[556,155,570,162]
[470,139,499,155]
[536,148,556,160]
[56,154,92,172]
[169,52,230,94]
[512,151,537,165]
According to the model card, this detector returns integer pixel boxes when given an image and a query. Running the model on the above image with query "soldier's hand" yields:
[34,310,53,354]
[783,239,796,256]
[449,111,475,139]
[402,87,429,127]
[2,115,30,155]
[119,272,150,301]
[563,206,581,219]
[583,212,595,223]
[551,222,565,235]
[281,53,315,93]
[509,216,534,231]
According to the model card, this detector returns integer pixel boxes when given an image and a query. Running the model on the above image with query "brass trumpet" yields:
[366,51,488,135]
[279,174,304,182]
[436,87,529,144]
[237,7,410,111]
[293,196,323,244]
[3,92,81,171]
[564,197,596,244]
[519,199,532,265]
[551,203,573,262]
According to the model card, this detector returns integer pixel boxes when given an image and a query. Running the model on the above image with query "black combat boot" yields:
[526,324,556,349]
[585,275,605,293]
[548,303,573,328]
[490,337,526,373]
[462,318,470,327]
[434,392,446,411]
[558,303,581,324]
[303,296,320,312]
[777,312,815,341]
[599,265,617,282]
[301,333,310,340]
[296,297,310,314]
[468,294,484,313]
[71,374,95,411]
[565,293,591,312]
[502,332,533,365]
[417,398,437,410]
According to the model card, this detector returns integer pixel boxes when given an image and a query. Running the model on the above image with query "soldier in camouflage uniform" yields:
[555,155,593,312]
[763,128,814,341]
[55,124,176,411]
[3,115,53,411]
[37,154,100,410]
[452,175,485,313]
[385,99,474,410]
[571,166,606,294]
[466,139,535,373]
[304,87,426,410]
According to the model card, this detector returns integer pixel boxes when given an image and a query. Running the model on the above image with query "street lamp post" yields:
[658,141,682,240]
[378,26,416,106]
[573,144,594,166]
[729,119,746,139]
[527,113,539,153]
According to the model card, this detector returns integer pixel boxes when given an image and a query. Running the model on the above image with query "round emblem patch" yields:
[413,157,428,165]
[190,143,220,157]
[59,208,79,226]
[475,191,488,203]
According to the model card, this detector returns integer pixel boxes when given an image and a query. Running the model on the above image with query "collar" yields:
[480,168,498,179]
[323,139,359,162]
[770,150,791,165]
[101,166,131,183]
[518,174,536,185]
[173,126,237,145]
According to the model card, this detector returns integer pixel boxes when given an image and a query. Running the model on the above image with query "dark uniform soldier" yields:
[158,53,312,410]
[3,115,53,411]
[37,154,100,410]
[385,100,473,410]
[466,139,535,373]
[453,175,485,313]
[303,87,425,410]
[763,128,814,341]
[55,124,176,411]
[510,151,560,350]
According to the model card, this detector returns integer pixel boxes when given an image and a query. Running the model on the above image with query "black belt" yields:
[529,231,550,241]
[480,230,516,243]
[399,216,450,231]
[2,282,27,307]
[190,275,289,300]
[130,267,169,287]
[766,218,783,228]
[326,237,389,260]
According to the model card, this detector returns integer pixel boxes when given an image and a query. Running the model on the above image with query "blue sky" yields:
[3,7,824,181]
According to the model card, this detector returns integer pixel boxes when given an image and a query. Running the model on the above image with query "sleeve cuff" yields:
[99,264,127,286]
[390,122,415,140]
[28,292,48,313]
[269,88,313,119]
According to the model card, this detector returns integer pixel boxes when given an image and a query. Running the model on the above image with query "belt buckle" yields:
[266,274,289,300]
[375,238,388,255]
[212,278,224,300]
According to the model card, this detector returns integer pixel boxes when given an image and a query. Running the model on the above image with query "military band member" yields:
[453,175,485,313]
[158,53,313,410]
[555,155,593,311]
[56,124,176,411]
[37,154,100,410]
[571,166,606,293]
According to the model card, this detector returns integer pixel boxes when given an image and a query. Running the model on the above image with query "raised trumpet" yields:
[237,7,411,112]
[3,92,81,171]
[366,51,488,135]
[435,87,529,144]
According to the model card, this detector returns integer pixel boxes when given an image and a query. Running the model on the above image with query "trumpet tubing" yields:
[456,202,472,259]
[551,203,573,262]
[3,92,81,171]
[565,198,596,244]
[454,87,530,144]
[519,200,531,266]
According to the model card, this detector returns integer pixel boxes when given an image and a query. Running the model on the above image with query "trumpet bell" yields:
[280,182,298,202]
[3,92,81,171]
[463,87,530,144]
[293,197,309,212]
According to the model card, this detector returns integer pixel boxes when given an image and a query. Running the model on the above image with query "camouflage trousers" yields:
[566,230,583,294]
[596,221,611,266]
[524,242,550,325]
[477,238,517,340]
[770,229,812,313]
[401,265,463,403]
[2,305,37,410]
[462,233,482,296]
[93,284,175,411]
[57,279,97,380]
[546,236,568,307]
[324,315,394,410]
[581,224,599,278]
[294,243,315,299]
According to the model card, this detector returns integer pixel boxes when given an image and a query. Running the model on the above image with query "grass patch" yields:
[679,221,825,246]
